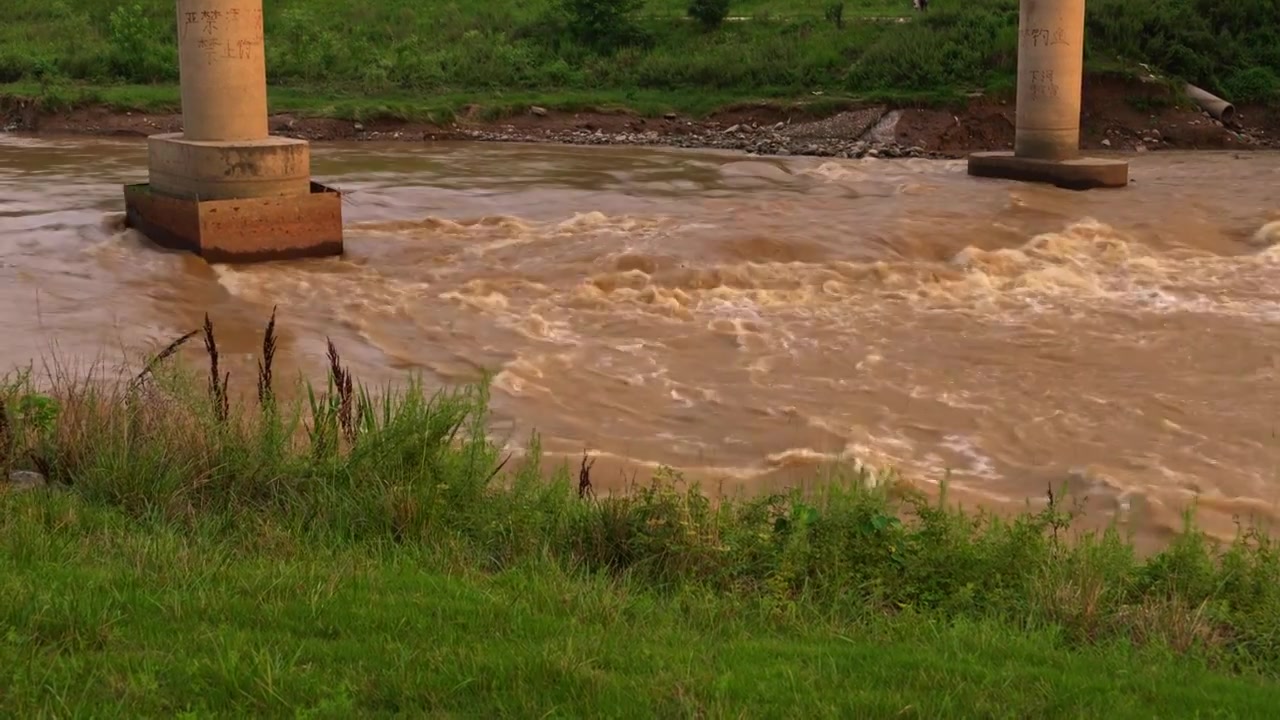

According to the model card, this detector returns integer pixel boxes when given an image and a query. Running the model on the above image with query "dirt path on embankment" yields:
[4,74,1277,159]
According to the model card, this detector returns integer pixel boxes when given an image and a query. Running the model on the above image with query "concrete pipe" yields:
[1184,84,1236,125]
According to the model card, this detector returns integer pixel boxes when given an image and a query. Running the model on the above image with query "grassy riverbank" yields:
[3,316,1280,714]
[3,0,1278,121]
[7,495,1280,717]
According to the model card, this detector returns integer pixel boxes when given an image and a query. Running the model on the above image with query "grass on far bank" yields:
[2,0,1277,124]
[0,80,956,125]
[3,309,1280,715]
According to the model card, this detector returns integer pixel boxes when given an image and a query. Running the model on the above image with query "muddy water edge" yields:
[2,134,1279,551]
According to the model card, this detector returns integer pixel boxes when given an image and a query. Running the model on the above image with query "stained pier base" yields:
[122,0,344,263]
[124,182,344,264]
[966,152,1130,191]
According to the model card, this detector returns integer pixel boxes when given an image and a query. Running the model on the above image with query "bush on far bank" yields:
[688,0,733,31]
[1,0,1277,106]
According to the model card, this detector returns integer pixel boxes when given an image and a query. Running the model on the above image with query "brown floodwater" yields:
[3,134,1279,547]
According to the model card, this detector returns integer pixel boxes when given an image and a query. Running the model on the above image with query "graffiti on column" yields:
[181,7,264,65]
[1029,70,1060,100]
[1021,27,1070,47]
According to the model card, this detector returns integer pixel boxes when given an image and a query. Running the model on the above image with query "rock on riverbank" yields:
[423,109,950,160]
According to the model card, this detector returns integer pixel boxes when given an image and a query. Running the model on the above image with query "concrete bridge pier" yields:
[967,0,1129,190]
[123,0,343,263]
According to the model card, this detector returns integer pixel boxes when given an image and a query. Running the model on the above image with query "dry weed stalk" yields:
[0,396,10,472]
[202,314,230,424]
[1041,573,1110,641]
[257,306,278,407]
[485,453,513,485]
[578,451,596,499]
[326,338,355,444]
[1122,596,1219,654]
[128,328,199,393]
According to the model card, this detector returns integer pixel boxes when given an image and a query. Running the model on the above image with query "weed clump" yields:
[1,310,1279,679]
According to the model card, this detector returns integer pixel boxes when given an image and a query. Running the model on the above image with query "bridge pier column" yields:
[967,0,1129,190]
[123,0,344,263]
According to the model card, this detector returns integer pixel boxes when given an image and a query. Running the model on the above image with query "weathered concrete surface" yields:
[967,151,1129,190]
[147,133,312,200]
[968,0,1129,189]
[125,182,344,263]
[125,0,343,261]
[1014,0,1086,160]
[176,0,269,141]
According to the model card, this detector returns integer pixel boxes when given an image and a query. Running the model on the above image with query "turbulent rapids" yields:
[2,134,1279,548]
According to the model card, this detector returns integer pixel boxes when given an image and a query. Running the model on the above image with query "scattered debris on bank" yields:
[428,108,949,160]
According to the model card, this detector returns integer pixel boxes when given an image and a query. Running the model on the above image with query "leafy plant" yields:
[1222,67,1280,105]
[559,0,646,52]
[17,393,59,435]
[105,3,174,82]
[824,2,845,30]
[688,0,732,31]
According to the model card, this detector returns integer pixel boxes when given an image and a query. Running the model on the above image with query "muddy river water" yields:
[3,134,1279,547]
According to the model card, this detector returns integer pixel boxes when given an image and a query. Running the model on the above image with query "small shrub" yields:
[17,393,59,435]
[824,2,845,30]
[560,0,646,53]
[688,0,732,32]
[1220,67,1280,105]
[105,3,174,83]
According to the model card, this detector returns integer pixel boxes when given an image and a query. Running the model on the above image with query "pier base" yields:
[123,182,344,264]
[145,132,314,201]
[966,152,1130,191]
[121,0,344,264]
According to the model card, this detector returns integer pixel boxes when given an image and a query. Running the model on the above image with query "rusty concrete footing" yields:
[123,182,344,263]
[966,152,1130,191]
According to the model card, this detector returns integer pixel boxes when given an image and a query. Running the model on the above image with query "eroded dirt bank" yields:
[3,74,1277,159]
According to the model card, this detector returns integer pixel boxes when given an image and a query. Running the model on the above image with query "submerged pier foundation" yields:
[967,0,1128,190]
[123,0,343,262]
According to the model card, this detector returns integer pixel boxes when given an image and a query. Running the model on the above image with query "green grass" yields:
[2,313,1280,714]
[4,493,1280,717]
[3,0,1277,122]
[0,80,957,123]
